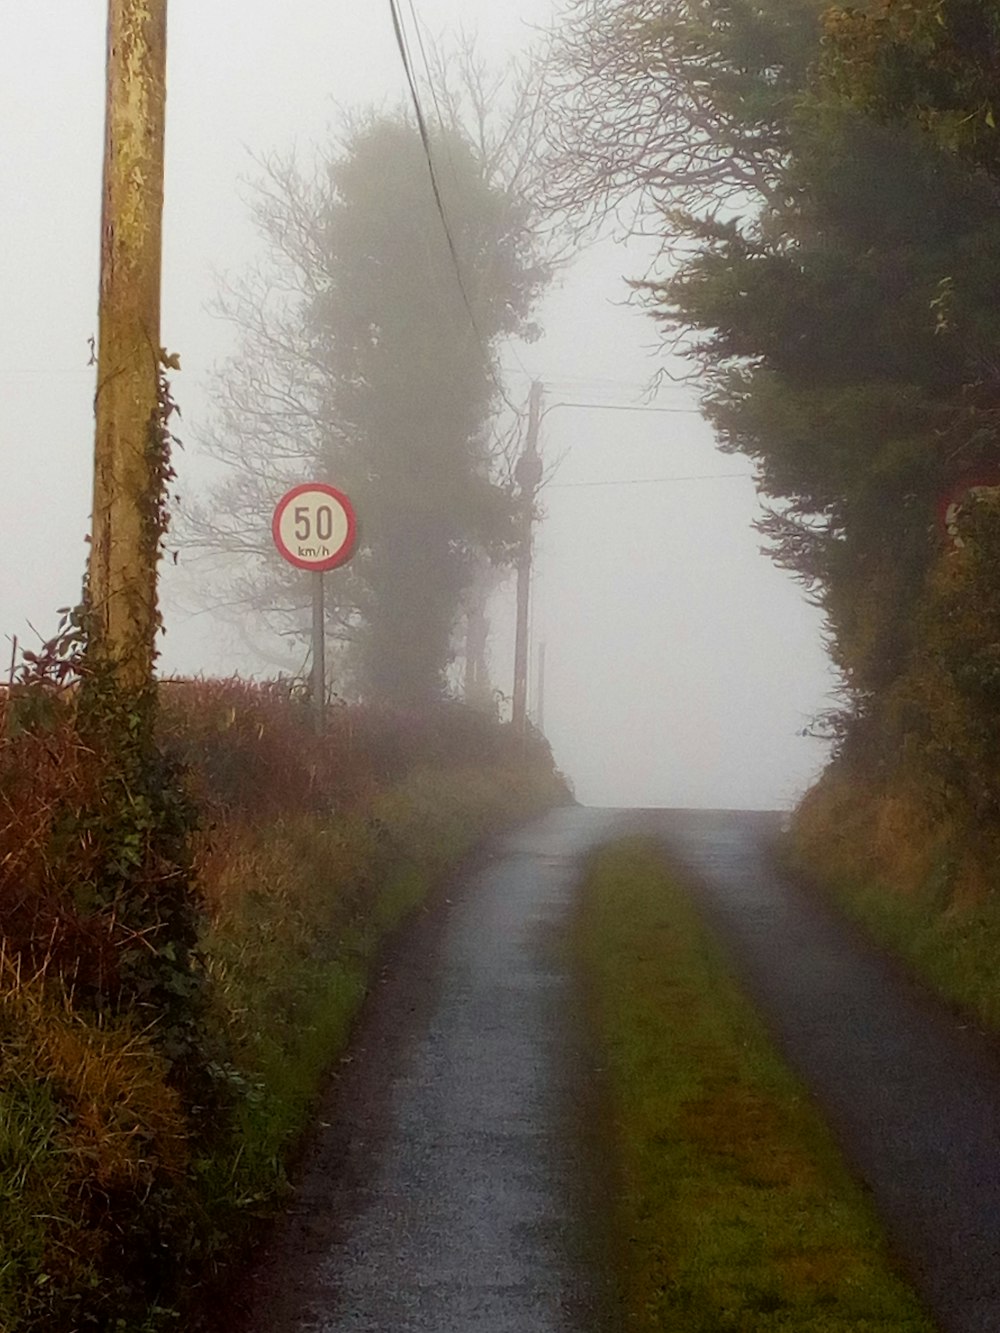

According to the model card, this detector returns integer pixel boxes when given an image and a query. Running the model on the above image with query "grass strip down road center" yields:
[576,838,934,1333]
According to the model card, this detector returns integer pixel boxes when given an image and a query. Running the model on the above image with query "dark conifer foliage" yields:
[544,0,1000,812]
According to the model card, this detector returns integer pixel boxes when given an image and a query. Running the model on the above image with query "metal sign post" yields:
[312,569,326,728]
[272,483,357,733]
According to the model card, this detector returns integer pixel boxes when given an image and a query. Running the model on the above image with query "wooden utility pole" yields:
[464,598,491,709]
[512,381,543,733]
[535,640,546,735]
[89,0,169,692]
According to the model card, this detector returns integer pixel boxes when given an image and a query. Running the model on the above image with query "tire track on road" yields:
[640,807,1000,1333]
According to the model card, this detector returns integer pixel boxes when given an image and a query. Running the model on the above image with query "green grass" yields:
[577,839,935,1332]
[196,859,433,1232]
[789,778,1000,1034]
[191,765,567,1272]
[806,869,1000,1034]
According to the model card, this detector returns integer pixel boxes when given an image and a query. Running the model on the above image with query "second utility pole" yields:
[512,381,543,733]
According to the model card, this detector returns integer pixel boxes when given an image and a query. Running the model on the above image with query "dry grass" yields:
[791,766,1000,1031]
[0,691,117,986]
[2,951,187,1188]
[0,948,191,1329]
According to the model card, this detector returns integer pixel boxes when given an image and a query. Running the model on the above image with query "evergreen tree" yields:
[189,108,548,704]
[544,0,1000,814]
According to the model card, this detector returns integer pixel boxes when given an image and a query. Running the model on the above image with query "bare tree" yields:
[537,0,822,241]
[181,51,555,703]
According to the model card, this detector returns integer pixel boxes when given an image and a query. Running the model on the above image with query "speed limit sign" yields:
[272,483,357,572]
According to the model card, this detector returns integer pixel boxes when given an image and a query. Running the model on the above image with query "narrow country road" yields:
[228,806,1000,1333]
[230,806,621,1333]
[636,808,1000,1333]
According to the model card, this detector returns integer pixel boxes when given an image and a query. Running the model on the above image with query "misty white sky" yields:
[1,1,834,809]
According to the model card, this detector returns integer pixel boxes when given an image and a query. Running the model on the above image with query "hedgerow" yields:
[0,678,567,1331]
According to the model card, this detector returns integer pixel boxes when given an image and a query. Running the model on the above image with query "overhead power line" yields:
[398,7,538,396]
[549,472,752,489]
[405,0,449,140]
[503,368,695,394]
[386,0,525,420]
[387,0,470,308]
[544,399,703,417]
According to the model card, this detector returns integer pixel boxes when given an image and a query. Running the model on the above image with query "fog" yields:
[1,1,835,810]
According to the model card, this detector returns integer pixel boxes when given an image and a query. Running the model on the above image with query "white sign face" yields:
[272,484,357,572]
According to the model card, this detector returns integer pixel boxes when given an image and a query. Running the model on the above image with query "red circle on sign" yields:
[272,483,357,572]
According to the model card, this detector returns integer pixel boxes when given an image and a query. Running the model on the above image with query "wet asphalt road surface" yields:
[231,806,621,1333]
[636,807,1000,1333]
[230,806,1000,1333]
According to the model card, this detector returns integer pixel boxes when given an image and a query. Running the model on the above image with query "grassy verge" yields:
[193,764,565,1264]
[791,774,1000,1033]
[577,838,934,1333]
[797,866,1000,1034]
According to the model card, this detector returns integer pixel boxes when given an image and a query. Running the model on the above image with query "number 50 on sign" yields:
[272,483,357,572]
